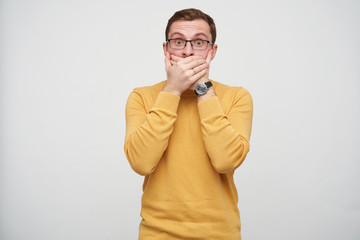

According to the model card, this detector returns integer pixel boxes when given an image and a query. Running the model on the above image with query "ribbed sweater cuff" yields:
[153,91,180,113]
[198,96,224,119]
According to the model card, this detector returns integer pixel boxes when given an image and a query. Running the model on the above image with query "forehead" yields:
[168,19,211,39]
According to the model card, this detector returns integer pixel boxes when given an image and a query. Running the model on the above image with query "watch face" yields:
[195,83,207,95]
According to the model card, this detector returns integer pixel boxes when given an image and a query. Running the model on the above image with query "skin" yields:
[162,19,218,101]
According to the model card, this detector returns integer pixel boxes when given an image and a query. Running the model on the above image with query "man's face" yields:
[163,19,217,60]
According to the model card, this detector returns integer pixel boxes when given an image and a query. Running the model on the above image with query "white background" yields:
[1,0,359,239]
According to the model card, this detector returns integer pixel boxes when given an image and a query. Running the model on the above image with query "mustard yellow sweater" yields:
[124,80,253,240]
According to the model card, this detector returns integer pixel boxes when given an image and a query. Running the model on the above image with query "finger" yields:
[172,55,203,64]
[186,58,207,70]
[164,52,171,71]
[170,60,176,66]
[190,68,208,82]
[193,62,209,74]
[170,54,182,62]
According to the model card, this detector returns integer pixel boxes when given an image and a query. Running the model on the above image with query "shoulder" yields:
[211,80,252,114]
[133,81,166,97]
[127,81,166,111]
[212,80,252,101]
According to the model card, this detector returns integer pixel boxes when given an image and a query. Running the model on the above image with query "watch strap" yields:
[204,81,213,88]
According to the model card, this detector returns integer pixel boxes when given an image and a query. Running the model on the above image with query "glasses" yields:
[167,39,213,50]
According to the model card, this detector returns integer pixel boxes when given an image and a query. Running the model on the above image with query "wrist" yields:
[197,88,216,102]
[163,84,181,96]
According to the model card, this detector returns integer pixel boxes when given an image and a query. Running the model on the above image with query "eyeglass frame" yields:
[166,39,214,51]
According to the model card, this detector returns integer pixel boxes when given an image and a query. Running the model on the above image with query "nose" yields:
[182,41,194,57]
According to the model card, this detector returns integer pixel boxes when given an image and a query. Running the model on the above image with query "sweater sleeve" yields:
[197,89,253,173]
[124,90,180,176]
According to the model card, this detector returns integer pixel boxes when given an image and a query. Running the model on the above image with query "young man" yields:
[124,8,253,240]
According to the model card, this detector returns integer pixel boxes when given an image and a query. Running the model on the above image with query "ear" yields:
[210,44,218,61]
[163,42,168,56]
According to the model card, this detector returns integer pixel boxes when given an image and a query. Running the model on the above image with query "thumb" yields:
[164,52,171,71]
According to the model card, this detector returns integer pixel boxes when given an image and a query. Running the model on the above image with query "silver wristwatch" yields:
[194,81,213,96]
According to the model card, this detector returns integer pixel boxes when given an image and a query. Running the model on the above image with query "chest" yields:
[171,97,202,140]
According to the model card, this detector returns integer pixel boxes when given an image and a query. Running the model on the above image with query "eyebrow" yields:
[170,32,209,40]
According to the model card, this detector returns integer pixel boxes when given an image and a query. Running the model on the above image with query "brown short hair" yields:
[165,8,217,43]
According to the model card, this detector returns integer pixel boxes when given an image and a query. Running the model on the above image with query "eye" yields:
[194,40,204,46]
[175,39,184,45]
